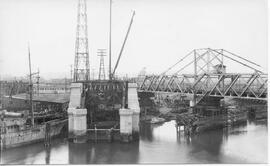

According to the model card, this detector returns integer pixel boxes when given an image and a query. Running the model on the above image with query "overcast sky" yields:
[0,0,267,79]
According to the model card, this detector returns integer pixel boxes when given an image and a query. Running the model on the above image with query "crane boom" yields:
[112,11,135,78]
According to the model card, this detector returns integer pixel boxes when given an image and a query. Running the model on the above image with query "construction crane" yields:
[111,11,135,79]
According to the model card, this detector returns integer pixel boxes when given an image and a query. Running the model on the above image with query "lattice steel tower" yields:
[97,49,106,80]
[73,0,90,82]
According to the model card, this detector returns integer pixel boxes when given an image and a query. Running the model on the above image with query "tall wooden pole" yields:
[109,0,112,80]
[28,43,34,126]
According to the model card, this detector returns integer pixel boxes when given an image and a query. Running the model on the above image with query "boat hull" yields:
[1,119,67,149]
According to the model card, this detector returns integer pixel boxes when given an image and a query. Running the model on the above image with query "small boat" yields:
[148,117,166,124]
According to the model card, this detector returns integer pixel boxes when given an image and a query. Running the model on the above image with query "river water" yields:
[1,119,268,164]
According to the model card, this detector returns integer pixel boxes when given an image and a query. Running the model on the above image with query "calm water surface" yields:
[1,119,268,164]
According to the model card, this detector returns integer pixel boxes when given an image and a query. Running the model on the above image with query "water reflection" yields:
[1,119,268,164]
[189,130,224,163]
[45,147,51,164]
[68,141,139,164]
[140,122,155,142]
[2,141,45,164]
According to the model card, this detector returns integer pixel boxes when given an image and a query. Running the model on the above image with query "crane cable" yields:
[160,49,194,75]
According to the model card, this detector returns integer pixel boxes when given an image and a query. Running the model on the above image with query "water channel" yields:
[1,119,268,164]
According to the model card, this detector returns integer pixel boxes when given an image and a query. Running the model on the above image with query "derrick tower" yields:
[73,0,90,82]
[97,49,106,80]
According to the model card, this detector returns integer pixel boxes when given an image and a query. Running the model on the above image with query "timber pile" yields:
[176,113,213,134]
[176,113,203,128]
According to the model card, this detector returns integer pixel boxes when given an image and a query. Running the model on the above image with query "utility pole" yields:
[36,68,40,96]
[97,49,107,80]
[73,0,90,82]
[28,43,34,126]
[70,65,73,82]
[109,0,112,80]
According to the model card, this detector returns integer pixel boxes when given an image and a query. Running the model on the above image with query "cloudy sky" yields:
[0,0,267,79]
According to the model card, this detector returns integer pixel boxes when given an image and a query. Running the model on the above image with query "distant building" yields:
[33,83,70,94]
[0,81,28,97]
[0,81,29,109]
[2,93,70,114]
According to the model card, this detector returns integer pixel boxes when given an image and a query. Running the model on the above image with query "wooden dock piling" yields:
[44,123,51,147]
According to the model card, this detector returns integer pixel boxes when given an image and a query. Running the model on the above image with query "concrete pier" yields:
[68,108,87,136]
[132,111,140,140]
[68,83,83,108]
[67,83,87,140]
[128,83,140,140]
[119,108,133,142]
[119,83,141,142]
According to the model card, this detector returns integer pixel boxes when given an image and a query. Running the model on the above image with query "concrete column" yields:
[68,83,83,109]
[127,83,140,140]
[119,108,133,142]
[132,111,140,140]
[73,108,87,135]
[68,110,74,134]
[67,83,87,141]
[68,108,87,136]
[128,83,140,110]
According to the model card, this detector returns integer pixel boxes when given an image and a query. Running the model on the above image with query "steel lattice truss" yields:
[73,0,90,82]
[138,48,267,105]
[139,73,267,104]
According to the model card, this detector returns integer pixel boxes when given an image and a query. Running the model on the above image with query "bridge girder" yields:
[138,73,267,105]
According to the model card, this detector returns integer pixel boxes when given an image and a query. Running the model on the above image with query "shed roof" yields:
[5,93,70,104]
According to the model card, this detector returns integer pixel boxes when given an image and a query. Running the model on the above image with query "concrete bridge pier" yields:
[132,111,140,140]
[119,83,141,142]
[119,108,133,142]
[128,83,140,140]
[67,83,87,141]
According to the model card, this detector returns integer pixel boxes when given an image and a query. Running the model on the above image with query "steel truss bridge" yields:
[138,48,267,106]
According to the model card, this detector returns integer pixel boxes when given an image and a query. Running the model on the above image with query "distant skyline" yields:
[0,0,267,79]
